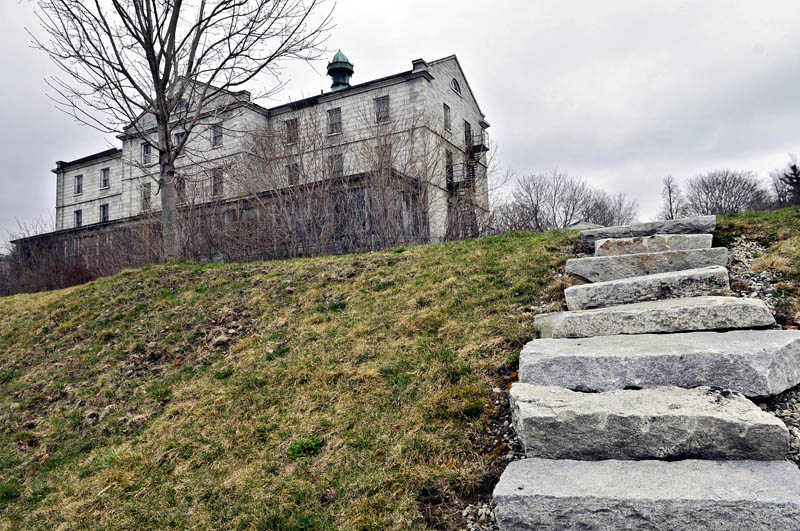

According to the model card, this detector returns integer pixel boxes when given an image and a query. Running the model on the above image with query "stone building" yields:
[22,52,490,264]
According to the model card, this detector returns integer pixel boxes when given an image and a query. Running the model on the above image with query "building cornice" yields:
[53,148,122,174]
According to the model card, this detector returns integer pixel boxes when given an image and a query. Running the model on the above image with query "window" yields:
[328,107,342,135]
[446,151,454,183]
[285,118,298,144]
[450,78,461,95]
[464,120,472,146]
[375,95,390,123]
[377,144,392,171]
[141,182,151,211]
[100,204,109,223]
[74,210,82,228]
[212,168,224,197]
[329,154,344,178]
[211,124,223,147]
[74,174,83,195]
[286,162,300,186]
[176,175,186,203]
[175,99,188,113]
[174,131,187,146]
[443,103,451,131]
[100,168,110,189]
[141,143,152,164]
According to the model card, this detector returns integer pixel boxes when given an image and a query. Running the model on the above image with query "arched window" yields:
[450,78,461,95]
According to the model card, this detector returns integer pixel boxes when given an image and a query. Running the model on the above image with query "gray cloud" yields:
[2,0,799,245]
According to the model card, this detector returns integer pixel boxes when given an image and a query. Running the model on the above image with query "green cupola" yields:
[327,50,354,92]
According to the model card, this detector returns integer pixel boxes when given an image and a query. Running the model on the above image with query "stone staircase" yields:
[492,216,800,529]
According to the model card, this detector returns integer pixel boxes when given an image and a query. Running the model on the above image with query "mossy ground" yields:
[0,231,577,530]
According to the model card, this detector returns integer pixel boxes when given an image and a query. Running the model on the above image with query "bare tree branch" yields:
[31,0,333,259]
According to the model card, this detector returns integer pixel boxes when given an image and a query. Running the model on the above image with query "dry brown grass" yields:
[0,231,576,529]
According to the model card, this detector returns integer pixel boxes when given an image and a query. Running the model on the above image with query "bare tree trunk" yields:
[160,161,180,261]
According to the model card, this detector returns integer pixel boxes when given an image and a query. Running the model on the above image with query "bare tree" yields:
[770,169,793,208]
[583,190,638,226]
[659,176,687,220]
[685,169,766,216]
[492,170,634,232]
[32,0,332,260]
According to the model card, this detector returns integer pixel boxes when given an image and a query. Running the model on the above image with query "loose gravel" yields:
[727,236,784,313]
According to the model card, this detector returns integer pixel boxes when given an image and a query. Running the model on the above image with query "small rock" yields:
[83,411,99,426]
[211,334,231,347]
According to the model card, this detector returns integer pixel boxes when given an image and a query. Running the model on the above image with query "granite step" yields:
[595,233,713,257]
[534,296,774,339]
[493,458,800,530]
[580,215,716,248]
[518,330,800,397]
[566,247,728,282]
[510,384,789,460]
[564,266,730,311]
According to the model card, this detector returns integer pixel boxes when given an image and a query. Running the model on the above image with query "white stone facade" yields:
[53,55,489,241]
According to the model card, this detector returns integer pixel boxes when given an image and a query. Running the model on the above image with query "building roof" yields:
[266,59,437,115]
[54,148,122,173]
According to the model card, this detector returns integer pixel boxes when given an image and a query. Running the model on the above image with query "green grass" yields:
[0,230,578,530]
[717,206,800,246]
[287,436,325,459]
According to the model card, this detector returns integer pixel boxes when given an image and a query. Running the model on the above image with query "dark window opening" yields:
[141,182,151,211]
[375,96,390,123]
[329,154,344,178]
[212,124,223,147]
[100,168,110,189]
[286,162,300,186]
[176,175,186,203]
[141,143,152,164]
[100,203,109,223]
[446,151,454,184]
[378,144,392,171]
[328,108,342,135]
[212,169,224,197]
[285,118,299,144]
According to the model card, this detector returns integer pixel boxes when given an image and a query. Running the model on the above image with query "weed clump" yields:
[287,436,324,459]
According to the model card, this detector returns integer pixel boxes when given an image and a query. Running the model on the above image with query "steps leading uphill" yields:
[493,215,800,530]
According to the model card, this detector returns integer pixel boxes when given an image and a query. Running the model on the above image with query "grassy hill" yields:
[1,207,798,530]
[0,230,578,530]
[715,207,800,326]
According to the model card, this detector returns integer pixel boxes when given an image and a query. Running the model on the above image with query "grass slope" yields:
[717,207,800,327]
[0,231,577,530]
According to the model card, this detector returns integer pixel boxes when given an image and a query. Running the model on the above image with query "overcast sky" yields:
[2,1,799,245]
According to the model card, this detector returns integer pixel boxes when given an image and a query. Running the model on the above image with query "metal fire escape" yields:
[447,129,488,239]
